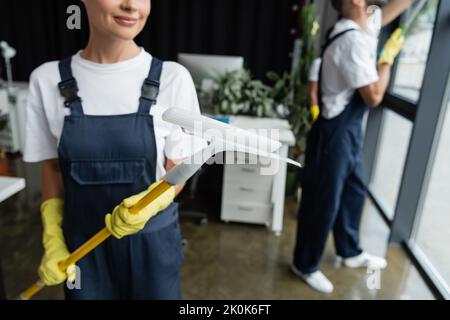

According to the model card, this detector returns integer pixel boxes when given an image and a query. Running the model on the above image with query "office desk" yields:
[220,116,296,236]
[0,176,26,300]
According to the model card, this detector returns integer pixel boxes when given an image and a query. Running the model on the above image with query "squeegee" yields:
[19,109,300,300]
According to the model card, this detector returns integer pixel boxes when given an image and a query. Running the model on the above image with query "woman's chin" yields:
[109,27,142,41]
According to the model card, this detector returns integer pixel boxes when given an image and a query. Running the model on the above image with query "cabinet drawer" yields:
[223,181,272,204]
[224,164,273,187]
[221,201,272,225]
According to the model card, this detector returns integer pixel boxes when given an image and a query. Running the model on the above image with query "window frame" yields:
[363,0,450,300]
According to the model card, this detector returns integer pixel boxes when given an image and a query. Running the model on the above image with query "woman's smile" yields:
[113,15,139,28]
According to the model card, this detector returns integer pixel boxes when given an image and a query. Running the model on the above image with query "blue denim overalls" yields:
[57,56,183,299]
[294,29,368,273]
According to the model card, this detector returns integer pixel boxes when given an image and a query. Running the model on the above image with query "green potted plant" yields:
[211,68,274,117]
[208,4,319,196]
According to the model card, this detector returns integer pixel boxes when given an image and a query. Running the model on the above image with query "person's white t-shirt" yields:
[315,10,382,119]
[309,58,322,82]
[23,48,206,180]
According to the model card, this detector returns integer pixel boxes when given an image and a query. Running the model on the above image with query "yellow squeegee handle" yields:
[18,181,173,300]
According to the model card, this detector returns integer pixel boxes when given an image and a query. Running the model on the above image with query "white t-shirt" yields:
[23,48,206,180]
[316,11,382,119]
[309,58,322,82]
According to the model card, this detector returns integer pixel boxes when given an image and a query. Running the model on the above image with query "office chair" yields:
[179,166,209,248]
[180,166,208,226]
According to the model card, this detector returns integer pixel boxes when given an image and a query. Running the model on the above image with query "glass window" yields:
[414,95,450,291]
[370,110,413,217]
[391,0,439,102]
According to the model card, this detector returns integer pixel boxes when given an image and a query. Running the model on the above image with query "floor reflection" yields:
[0,156,435,300]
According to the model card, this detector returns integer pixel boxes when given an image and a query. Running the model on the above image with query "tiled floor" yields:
[0,157,435,300]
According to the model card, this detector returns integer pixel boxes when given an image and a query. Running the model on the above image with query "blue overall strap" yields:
[138,57,163,114]
[58,57,84,116]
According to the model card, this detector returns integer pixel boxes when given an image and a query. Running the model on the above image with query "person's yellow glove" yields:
[105,180,176,239]
[38,198,76,286]
[379,28,405,66]
[310,104,320,122]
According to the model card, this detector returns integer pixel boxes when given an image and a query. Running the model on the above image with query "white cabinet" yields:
[220,116,296,235]
[221,156,274,225]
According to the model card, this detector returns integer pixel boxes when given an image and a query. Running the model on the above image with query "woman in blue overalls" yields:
[291,0,411,293]
[24,0,201,299]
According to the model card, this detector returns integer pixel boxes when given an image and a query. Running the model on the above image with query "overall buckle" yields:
[141,79,160,102]
[58,78,80,104]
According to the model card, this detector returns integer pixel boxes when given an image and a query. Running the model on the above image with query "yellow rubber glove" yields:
[105,180,176,239]
[379,28,405,66]
[310,104,320,122]
[38,198,76,286]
